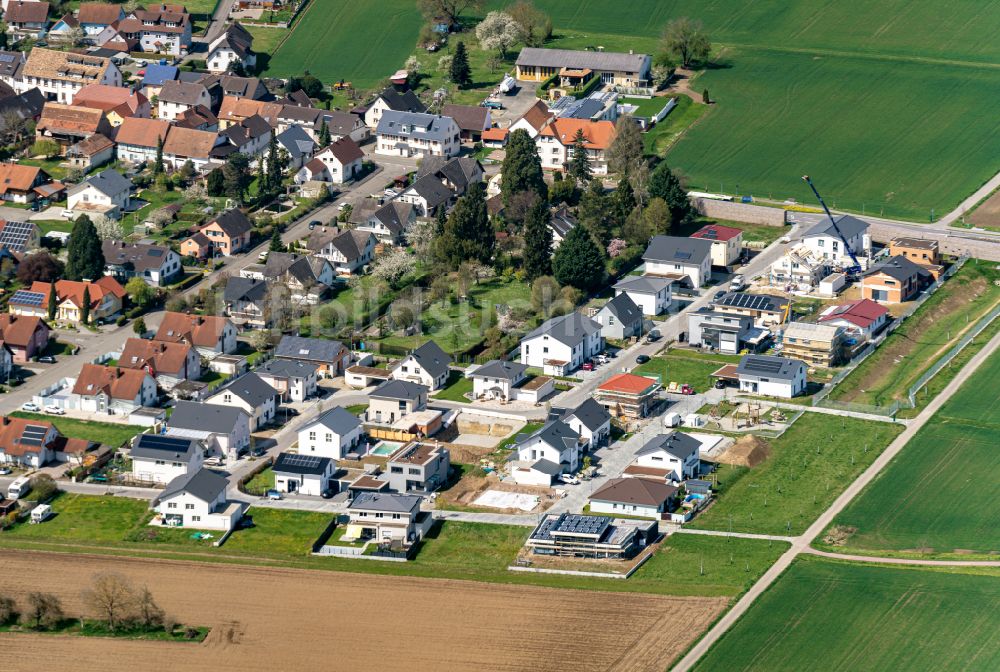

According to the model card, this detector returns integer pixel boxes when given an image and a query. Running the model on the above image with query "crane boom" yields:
[801,175,863,275]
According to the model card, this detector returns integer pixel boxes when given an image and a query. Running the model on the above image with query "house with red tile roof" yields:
[595,373,661,419]
[690,223,744,267]
[817,298,890,342]
[153,311,237,356]
[73,84,151,126]
[0,314,49,362]
[72,363,158,414]
[0,414,92,468]
[118,337,200,388]
[114,117,170,164]
[535,118,615,174]
[11,276,125,324]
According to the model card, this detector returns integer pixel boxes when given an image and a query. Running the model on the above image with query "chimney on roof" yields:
[1,416,8,426]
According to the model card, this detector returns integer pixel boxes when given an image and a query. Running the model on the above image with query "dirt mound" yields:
[717,435,772,467]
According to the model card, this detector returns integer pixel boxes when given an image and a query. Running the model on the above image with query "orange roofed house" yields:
[115,117,171,165]
[35,102,113,152]
[0,415,92,468]
[71,363,158,414]
[0,314,50,362]
[180,208,252,258]
[118,336,200,388]
[154,311,238,357]
[0,163,63,204]
[72,84,151,127]
[594,372,662,419]
[535,118,615,175]
[9,277,125,325]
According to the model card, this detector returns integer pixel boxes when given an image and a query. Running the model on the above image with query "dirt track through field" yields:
[0,550,726,672]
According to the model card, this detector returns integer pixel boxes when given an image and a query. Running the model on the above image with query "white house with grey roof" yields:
[629,431,701,482]
[642,235,713,289]
[66,168,132,220]
[298,406,363,460]
[735,354,806,398]
[346,491,430,544]
[375,110,460,158]
[255,359,317,402]
[360,86,426,129]
[272,451,335,497]
[152,468,244,531]
[275,335,348,377]
[549,206,576,247]
[130,433,203,484]
[594,293,643,340]
[353,200,415,244]
[614,275,673,316]
[520,311,603,376]
[390,340,452,391]
[102,240,181,287]
[469,359,529,401]
[510,420,585,486]
[367,379,428,425]
[800,215,870,265]
[275,125,315,170]
[306,227,376,276]
[397,173,456,216]
[555,398,612,450]
[165,400,250,461]
[206,372,278,430]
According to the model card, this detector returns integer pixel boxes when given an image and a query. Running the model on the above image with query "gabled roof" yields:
[0,219,39,253]
[272,451,331,476]
[25,276,125,311]
[561,398,610,432]
[5,1,50,24]
[516,420,580,453]
[24,48,112,83]
[376,110,454,143]
[636,431,700,460]
[141,63,178,86]
[321,136,363,164]
[350,491,421,513]
[516,99,554,132]
[114,117,170,148]
[37,103,105,134]
[162,126,218,159]
[168,400,248,433]
[157,468,227,505]
[223,276,267,303]
[275,335,345,364]
[864,255,927,282]
[371,378,426,401]
[78,2,124,24]
[73,84,147,115]
[613,274,674,294]
[131,433,199,462]
[74,168,131,198]
[416,155,482,190]
[275,125,314,160]
[715,292,789,313]
[735,354,804,381]
[154,312,232,348]
[549,205,576,238]
[690,223,743,242]
[538,118,615,150]
[404,340,451,379]
[209,22,254,59]
[441,103,489,132]
[817,298,888,329]
[211,372,278,408]
[308,406,361,435]
[0,314,47,348]
[516,47,649,74]
[207,208,252,237]
[523,311,601,348]
[220,113,272,147]
[643,235,713,265]
[354,200,413,235]
[404,173,454,208]
[0,414,57,457]
[174,104,217,130]
[68,133,114,158]
[598,373,659,396]
[591,477,676,507]
[256,358,318,380]
[469,359,527,382]
[118,337,191,376]
[802,214,868,240]
[374,86,425,114]
[72,364,150,400]
[599,293,642,325]
[328,229,375,262]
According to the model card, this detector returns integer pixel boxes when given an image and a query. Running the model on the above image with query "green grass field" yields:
[825,347,1000,556]
[10,412,143,448]
[690,413,903,536]
[633,352,734,393]
[693,558,1000,671]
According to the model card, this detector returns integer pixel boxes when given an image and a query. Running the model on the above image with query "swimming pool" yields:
[370,441,403,456]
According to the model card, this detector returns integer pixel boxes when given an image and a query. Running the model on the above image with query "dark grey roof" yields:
[158,467,227,504]
[516,47,649,75]
[516,420,579,452]
[600,293,642,326]
[643,235,713,265]
[257,358,318,379]
[328,229,375,262]
[221,114,272,148]
[309,406,361,435]
[530,458,562,476]
[0,88,43,127]
[371,379,426,401]
[319,110,362,135]
[276,125,314,160]
[349,491,421,513]
[416,155,482,190]
[212,372,278,408]
[590,477,676,507]
[80,168,132,198]
[549,206,576,238]
[131,433,199,461]
[375,87,425,114]
[735,354,804,381]
[406,340,451,379]
[802,214,868,240]
[355,200,413,235]
[613,275,674,294]
[159,80,208,106]
[524,311,601,348]
[636,431,700,460]
[224,276,267,303]
[864,255,927,282]
[376,110,454,143]
[470,359,527,381]
[102,241,174,273]
[273,451,331,476]
[715,292,789,312]
[211,209,252,237]
[405,173,454,208]
[275,335,344,364]
[168,400,249,433]
[562,398,610,432]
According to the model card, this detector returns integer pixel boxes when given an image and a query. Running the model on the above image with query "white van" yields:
[7,475,31,500]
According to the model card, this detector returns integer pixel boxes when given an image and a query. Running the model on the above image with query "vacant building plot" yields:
[825,348,1000,556]
[692,558,1000,671]
[968,187,1000,230]
[0,550,726,672]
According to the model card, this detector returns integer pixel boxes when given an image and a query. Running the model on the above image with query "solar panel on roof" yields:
[148,249,163,257]
[281,453,323,468]
[138,434,190,450]
[0,54,14,63]
[721,293,776,311]
[10,290,45,306]
[745,358,785,374]
[19,424,49,447]
[675,251,692,260]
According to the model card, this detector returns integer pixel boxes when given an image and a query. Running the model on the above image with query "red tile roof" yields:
[598,373,659,395]
[690,223,743,242]
[0,314,48,348]
[817,298,889,329]
[72,363,149,400]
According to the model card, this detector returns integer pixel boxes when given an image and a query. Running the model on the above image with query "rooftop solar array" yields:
[136,434,192,452]
[0,54,15,63]
[742,357,786,374]
[718,292,781,311]
[10,290,45,306]
[674,251,692,260]
[19,424,49,447]
[0,220,37,252]
[279,453,324,469]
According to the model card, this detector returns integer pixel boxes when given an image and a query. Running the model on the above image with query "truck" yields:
[7,475,32,500]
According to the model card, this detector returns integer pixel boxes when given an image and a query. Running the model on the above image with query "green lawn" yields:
[21,158,70,181]
[245,25,289,56]
[242,466,274,495]
[3,494,149,544]
[10,412,143,448]
[690,413,903,536]
[345,404,368,415]
[434,370,472,402]
[222,508,331,558]
[825,348,1000,556]
[643,95,709,156]
[693,558,1000,672]
[633,352,732,393]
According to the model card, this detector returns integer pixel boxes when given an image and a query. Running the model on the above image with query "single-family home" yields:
[613,275,673,317]
[306,228,376,275]
[525,512,657,560]
[642,235,713,289]
[375,110,460,158]
[509,99,554,139]
[157,80,211,121]
[367,379,428,425]
[119,4,193,56]
[345,491,427,545]
[416,155,484,196]
[384,442,450,493]
[735,354,807,398]
[481,126,507,148]
[352,200,415,245]
[359,86,426,129]
[781,321,847,367]
[469,359,528,402]
[687,308,759,355]
[0,219,40,253]
[535,118,615,174]
[118,337,200,387]
[129,433,203,484]
[888,237,941,271]
[166,400,250,460]
[35,102,112,153]
[0,49,26,90]
[174,104,218,132]
[626,431,701,482]
[12,277,125,324]
[593,292,642,340]
[152,468,244,530]
[139,63,178,98]
[255,359,317,402]
[515,47,651,86]
[206,372,278,431]
[298,406,363,459]
[274,124,314,170]
[519,311,603,376]
[0,163,60,204]
[274,335,348,377]
[799,215,870,265]
[299,136,364,184]
[389,340,451,391]
[861,255,929,304]
[556,397,612,450]
[440,103,490,142]
[76,2,125,38]
[66,133,115,170]
[594,372,661,419]
[509,420,583,486]
[0,415,89,468]
[113,117,170,164]
[20,48,121,104]
[72,363,158,414]
[73,84,150,126]
[0,313,49,362]
[161,125,222,171]
[589,477,677,520]
[222,276,268,327]
[5,1,50,38]
[207,22,255,73]
[396,173,455,217]
[256,251,334,304]
[817,298,889,343]
[548,205,576,247]
[180,209,252,258]
[689,223,744,267]
[218,113,271,162]
[271,452,334,496]
[154,312,238,357]
[102,240,182,287]
[66,168,132,220]
[712,292,790,328]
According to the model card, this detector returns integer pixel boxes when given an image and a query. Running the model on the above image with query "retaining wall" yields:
[691,199,788,227]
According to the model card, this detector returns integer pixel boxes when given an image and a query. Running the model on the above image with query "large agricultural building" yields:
[515,47,651,86]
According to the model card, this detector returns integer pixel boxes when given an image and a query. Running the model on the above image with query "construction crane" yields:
[801,175,863,276]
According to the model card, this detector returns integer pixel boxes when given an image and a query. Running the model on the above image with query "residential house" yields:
[113,116,170,164]
[154,312,238,357]
[218,113,271,163]
[642,235,713,289]
[157,80,210,120]
[5,1,50,38]
[525,512,657,559]
[509,99,553,139]
[359,86,426,129]
[118,337,199,388]
[72,363,157,413]
[589,477,677,520]
[118,4,193,56]
[687,308,759,355]
[735,354,807,398]
[165,400,250,460]
[367,379,428,425]
[257,251,334,304]
[66,168,132,220]
[152,468,244,530]
[469,359,528,401]
[800,215,870,265]
[519,311,604,376]
[384,442,450,493]
[515,47,651,86]
[206,372,278,431]
[222,277,268,327]
[396,173,455,217]
[352,200,415,245]
[0,89,44,140]
[306,227,376,275]
[770,245,825,288]
[216,95,281,128]
[345,491,427,545]
[817,298,889,343]
[174,104,218,131]
[275,124,314,170]
[861,255,928,304]
[12,277,125,324]
[207,21,255,73]
[0,219,40,252]
[19,48,121,103]
[297,406,362,459]
[76,2,125,38]
[274,334,348,377]
[0,50,26,90]
[556,397,612,450]
[102,240,182,286]
[139,62,178,98]
[0,415,87,468]
[66,133,114,170]
[548,205,576,247]
[73,84,150,126]
[689,223,744,267]
[35,102,112,152]
[299,136,363,184]
[375,110,460,158]
[161,125,222,171]
[613,275,673,316]
[129,433,203,484]
[415,155,483,195]
[389,340,452,391]
[272,452,334,496]
[594,372,661,419]
[255,359,317,403]
[888,237,942,273]
[201,73,268,103]
[712,292,790,328]
[781,321,846,367]
[180,209,252,258]
[535,118,615,174]
[0,313,48,362]
[440,103,490,142]
[593,292,642,340]
[481,126,507,148]
[510,420,583,486]
[626,431,700,482]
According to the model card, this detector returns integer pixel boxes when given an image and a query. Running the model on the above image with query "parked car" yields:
[38,356,56,364]
[558,474,580,485]
[265,489,283,500]
[60,209,74,219]
[320,489,335,499]
[646,330,661,342]
[679,384,695,395]
[714,379,727,389]
[0,467,12,475]
[713,290,727,300]
[308,220,321,230]
[44,405,65,415]
[21,402,40,412]
[203,456,224,467]
[581,362,594,371]
[636,354,651,364]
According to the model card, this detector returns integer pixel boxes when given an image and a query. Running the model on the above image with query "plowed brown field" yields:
[0,550,726,672]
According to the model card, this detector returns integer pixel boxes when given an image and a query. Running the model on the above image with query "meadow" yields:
[692,557,1000,672]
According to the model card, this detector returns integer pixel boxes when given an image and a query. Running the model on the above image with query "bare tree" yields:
[25,592,63,629]
[0,595,16,624]
[134,586,164,628]
[416,0,483,26]
[83,573,136,632]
